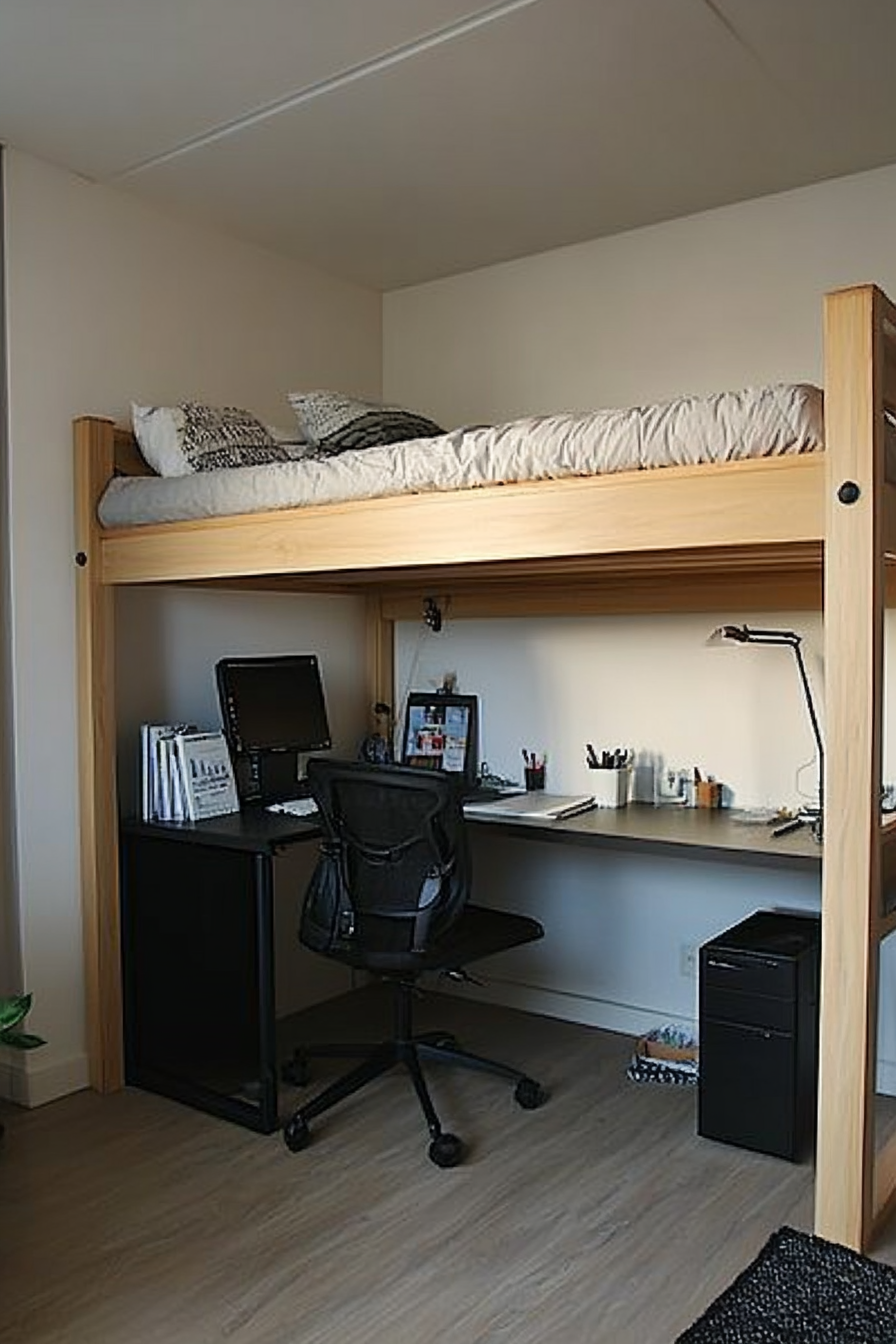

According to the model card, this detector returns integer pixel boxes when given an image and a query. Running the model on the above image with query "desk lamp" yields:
[707,624,824,842]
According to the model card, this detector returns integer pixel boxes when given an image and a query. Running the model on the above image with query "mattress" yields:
[97,383,824,529]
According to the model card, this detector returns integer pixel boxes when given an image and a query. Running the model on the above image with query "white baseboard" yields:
[442,974,696,1042]
[0,1048,89,1108]
[441,975,896,1098]
[878,1058,896,1098]
[0,1051,28,1105]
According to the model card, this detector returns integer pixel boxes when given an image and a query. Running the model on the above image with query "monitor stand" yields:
[235,751,307,806]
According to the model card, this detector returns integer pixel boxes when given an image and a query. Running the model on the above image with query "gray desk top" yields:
[124,803,820,868]
[466,802,821,870]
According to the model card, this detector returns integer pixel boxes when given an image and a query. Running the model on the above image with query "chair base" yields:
[281,983,548,1165]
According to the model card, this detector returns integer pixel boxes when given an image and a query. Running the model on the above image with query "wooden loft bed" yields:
[74,284,895,1252]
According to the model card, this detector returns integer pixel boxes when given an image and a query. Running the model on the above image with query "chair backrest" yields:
[299,758,471,966]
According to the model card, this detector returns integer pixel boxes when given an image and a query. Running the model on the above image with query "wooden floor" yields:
[3,987,893,1344]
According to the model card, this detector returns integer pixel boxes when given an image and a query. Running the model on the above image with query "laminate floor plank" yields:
[0,987,886,1343]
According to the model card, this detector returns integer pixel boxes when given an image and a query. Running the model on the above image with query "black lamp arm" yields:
[719,625,825,820]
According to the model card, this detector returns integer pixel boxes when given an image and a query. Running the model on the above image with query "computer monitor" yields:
[215,654,332,804]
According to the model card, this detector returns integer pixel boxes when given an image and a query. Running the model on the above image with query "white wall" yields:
[1,149,380,1104]
[384,164,896,424]
[385,163,896,1084]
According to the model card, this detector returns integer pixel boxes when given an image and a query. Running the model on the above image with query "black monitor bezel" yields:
[215,653,332,757]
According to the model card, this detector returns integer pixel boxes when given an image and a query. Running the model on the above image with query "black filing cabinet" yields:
[698,909,820,1161]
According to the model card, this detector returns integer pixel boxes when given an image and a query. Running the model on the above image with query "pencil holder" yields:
[590,767,630,809]
[524,765,546,791]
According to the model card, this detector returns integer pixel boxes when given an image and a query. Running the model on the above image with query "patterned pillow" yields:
[288,391,444,457]
[132,402,293,476]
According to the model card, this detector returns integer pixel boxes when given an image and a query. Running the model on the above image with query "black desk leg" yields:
[254,852,279,1134]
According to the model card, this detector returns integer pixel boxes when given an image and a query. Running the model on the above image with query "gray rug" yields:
[677,1226,896,1343]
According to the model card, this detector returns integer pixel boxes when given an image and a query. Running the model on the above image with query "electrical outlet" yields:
[679,942,698,979]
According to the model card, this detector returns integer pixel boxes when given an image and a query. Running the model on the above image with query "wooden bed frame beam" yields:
[73,416,124,1092]
[96,453,823,588]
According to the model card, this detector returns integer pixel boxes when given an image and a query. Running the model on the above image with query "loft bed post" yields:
[817,284,896,1250]
[73,415,124,1091]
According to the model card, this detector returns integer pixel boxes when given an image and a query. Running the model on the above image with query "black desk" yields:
[120,803,818,1133]
[120,811,320,1133]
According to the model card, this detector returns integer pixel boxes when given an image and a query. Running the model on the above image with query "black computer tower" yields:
[698,909,820,1161]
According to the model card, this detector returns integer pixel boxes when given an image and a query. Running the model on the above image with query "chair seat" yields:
[430,903,543,969]
[323,903,543,974]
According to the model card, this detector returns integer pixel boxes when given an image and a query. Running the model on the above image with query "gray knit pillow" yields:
[288,391,443,456]
[180,403,292,471]
[132,402,294,475]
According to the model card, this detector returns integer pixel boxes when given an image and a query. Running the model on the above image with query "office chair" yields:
[282,758,548,1167]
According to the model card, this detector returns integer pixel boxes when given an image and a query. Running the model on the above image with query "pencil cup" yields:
[590,767,630,809]
[524,765,546,791]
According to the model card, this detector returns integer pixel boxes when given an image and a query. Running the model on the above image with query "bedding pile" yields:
[98,383,824,529]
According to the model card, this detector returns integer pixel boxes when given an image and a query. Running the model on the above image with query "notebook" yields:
[463,792,596,821]
[399,691,522,804]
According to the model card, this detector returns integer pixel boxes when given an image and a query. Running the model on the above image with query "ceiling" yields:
[2,0,896,292]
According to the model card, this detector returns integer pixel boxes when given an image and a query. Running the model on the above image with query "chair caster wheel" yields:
[283,1114,312,1152]
[429,1132,465,1168]
[515,1077,549,1110]
[281,1052,310,1087]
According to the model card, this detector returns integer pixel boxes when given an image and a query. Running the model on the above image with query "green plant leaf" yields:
[0,994,32,1031]
[0,1028,45,1050]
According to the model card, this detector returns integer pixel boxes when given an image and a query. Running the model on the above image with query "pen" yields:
[586,743,599,769]
[772,817,804,838]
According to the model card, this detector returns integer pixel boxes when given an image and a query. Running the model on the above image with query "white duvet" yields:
[98,383,824,528]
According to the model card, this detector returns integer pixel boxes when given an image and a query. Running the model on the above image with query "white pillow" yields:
[131,404,190,476]
[131,402,292,476]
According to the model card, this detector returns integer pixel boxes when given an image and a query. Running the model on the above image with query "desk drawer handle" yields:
[705,956,781,972]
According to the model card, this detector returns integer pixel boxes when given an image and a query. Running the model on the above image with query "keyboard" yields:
[266,797,319,817]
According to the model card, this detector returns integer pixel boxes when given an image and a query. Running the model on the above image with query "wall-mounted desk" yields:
[119,801,819,1133]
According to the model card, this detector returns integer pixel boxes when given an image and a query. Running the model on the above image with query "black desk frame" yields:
[120,802,818,1134]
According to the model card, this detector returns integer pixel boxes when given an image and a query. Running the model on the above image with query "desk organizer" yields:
[695,780,722,808]
[590,767,630,808]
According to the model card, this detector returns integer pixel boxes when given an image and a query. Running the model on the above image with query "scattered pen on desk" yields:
[771,817,804,838]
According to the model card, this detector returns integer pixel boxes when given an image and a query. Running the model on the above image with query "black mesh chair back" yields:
[300,758,469,970]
